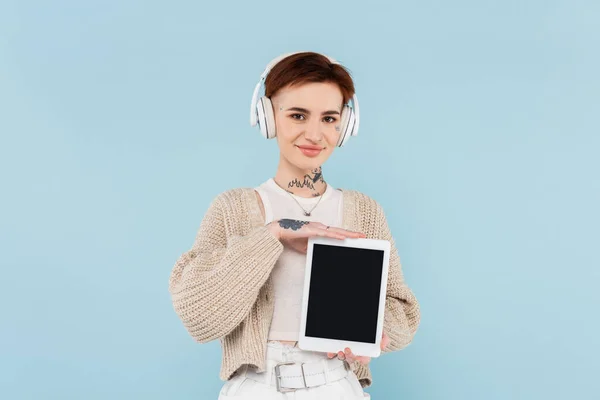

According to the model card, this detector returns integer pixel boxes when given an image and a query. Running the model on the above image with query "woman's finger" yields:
[319,225,366,238]
[342,348,371,365]
[310,222,364,237]
[380,330,391,350]
[344,347,356,363]
[315,229,346,240]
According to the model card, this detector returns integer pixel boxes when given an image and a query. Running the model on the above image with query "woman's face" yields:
[271,81,344,171]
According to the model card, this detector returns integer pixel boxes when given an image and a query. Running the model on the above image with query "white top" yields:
[254,178,343,341]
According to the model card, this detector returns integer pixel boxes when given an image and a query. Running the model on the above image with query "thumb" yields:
[380,330,391,351]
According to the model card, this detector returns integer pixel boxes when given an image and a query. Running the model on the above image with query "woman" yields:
[168,52,420,399]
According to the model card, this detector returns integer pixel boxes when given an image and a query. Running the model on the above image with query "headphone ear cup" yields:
[337,105,353,147]
[259,96,277,139]
[256,97,269,139]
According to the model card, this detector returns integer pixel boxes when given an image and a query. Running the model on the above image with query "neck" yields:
[273,159,327,198]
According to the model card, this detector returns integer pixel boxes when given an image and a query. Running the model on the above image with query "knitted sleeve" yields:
[376,202,421,352]
[168,192,284,343]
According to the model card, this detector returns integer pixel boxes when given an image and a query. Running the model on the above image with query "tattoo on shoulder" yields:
[278,219,309,230]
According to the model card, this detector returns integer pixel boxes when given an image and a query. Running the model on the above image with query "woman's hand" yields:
[267,218,365,253]
[327,331,391,365]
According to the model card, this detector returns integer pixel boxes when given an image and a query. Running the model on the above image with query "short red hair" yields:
[264,52,356,105]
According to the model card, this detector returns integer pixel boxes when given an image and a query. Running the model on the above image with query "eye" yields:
[323,116,337,123]
[290,113,305,120]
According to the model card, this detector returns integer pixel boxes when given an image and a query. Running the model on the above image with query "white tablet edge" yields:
[298,237,391,358]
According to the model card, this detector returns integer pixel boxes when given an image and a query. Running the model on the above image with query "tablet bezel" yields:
[298,236,391,358]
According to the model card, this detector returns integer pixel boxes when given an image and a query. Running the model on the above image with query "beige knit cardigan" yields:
[168,187,420,388]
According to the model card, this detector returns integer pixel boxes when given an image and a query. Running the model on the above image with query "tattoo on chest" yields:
[278,219,309,230]
[287,167,326,196]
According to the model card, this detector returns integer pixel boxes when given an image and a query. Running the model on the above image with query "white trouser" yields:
[218,340,371,399]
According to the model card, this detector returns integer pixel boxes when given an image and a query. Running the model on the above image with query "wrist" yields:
[266,221,281,241]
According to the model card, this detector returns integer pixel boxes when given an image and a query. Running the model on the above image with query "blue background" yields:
[1,0,598,399]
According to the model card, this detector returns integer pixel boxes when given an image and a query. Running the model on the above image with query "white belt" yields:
[244,358,351,393]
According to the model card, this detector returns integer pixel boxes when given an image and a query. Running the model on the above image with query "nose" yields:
[304,118,323,142]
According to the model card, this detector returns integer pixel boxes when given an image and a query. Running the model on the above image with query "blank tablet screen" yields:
[305,243,385,344]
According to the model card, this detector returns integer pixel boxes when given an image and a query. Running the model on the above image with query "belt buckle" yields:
[274,362,306,393]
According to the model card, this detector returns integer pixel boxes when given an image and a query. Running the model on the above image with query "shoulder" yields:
[210,187,253,203]
[207,187,256,209]
[205,187,261,224]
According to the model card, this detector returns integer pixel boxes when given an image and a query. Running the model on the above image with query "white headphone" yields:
[249,51,360,147]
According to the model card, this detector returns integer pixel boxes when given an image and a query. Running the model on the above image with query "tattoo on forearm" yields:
[278,219,309,230]
[287,167,326,196]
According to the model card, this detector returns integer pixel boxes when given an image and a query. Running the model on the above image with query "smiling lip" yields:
[296,145,323,157]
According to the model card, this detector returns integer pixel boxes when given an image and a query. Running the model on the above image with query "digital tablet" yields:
[298,236,391,358]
